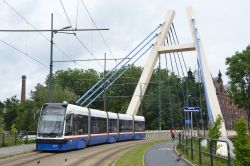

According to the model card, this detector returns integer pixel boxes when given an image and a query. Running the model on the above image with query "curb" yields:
[174,145,195,166]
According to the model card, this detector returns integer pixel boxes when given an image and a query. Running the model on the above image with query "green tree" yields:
[15,100,37,131]
[0,101,4,131]
[0,101,4,116]
[3,96,19,130]
[208,115,223,152]
[30,83,77,106]
[208,115,223,139]
[52,68,99,97]
[234,118,250,166]
[226,45,250,127]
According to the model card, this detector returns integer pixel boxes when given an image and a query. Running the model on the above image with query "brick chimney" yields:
[21,75,26,102]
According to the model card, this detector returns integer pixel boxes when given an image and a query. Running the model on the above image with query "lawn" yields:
[113,139,169,166]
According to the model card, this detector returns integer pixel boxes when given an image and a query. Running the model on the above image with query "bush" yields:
[234,118,250,166]
[11,124,17,136]
[208,115,223,152]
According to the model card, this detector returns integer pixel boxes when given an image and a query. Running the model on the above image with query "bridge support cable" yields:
[169,24,190,128]
[75,25,161,105]
[170,23,186,75]
[166,31,188,130]
[126,10,175,115]
[171,23,188,73]
[80,34,158,106]
[197,59,205,134]
[168,25,188,107]
[85,44,154,107]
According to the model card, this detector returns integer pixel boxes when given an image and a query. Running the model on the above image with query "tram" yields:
[36,103,145,151]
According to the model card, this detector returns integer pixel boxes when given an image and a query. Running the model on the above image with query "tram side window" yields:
[119,120,133,132]
[65,114,88,136]
[78,115,88,135]
[91,117,107,134]
[109,119,118,133]
[134,121,145,132]
[72,114,79,135]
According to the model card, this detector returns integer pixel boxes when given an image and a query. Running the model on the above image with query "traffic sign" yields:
[185,120,192,125]
[183,107,200,112]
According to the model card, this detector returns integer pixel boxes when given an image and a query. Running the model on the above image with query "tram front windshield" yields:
[38,104,66,138]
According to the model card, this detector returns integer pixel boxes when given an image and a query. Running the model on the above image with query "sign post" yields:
[183,107,200,136]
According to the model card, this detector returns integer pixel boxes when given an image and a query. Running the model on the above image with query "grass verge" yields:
[113,139,169,166]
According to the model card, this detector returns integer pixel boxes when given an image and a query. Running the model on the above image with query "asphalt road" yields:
[144,141,190,166]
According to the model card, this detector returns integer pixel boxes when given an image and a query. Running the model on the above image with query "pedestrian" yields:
[170,129,175,142]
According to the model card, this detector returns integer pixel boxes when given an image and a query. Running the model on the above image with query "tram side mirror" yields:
[66,114,72,121]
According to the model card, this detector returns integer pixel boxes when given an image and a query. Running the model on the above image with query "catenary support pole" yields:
[49,13,54,102]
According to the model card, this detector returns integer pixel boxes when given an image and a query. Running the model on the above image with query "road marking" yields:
[157,147,173,151]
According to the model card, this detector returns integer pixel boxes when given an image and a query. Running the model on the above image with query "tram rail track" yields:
[0,137,168,166]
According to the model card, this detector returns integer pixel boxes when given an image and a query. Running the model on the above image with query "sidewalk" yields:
[144,141,190,166]
[0,144,36,158]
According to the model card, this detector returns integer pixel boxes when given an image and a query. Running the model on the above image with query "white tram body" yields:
[36,103,145,151]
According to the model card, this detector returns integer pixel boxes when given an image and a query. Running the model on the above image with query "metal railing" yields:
[144,130,183,138]
[0,131,36,147]
[178,132,235,165]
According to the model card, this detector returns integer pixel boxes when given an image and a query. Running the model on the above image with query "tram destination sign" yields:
[183,107,200,112]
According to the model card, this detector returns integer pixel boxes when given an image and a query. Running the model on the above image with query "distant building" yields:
[213,71,248,129]
[21,75,26,102]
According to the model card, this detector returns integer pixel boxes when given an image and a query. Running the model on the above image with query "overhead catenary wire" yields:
[85,44,154,107]
[80,33,158,106]
[79,0,116,62]
[76,25,161,104]
[54,57,131,62]
[2,0,86,69]
[59,0,104,68]
[0,39,48,68]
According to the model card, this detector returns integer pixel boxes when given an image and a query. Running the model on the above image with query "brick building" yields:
[213,71,248,129]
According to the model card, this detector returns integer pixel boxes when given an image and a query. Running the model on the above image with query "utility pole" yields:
[103,53,107,112]
[49,13,54,103]
[158,56,162,131]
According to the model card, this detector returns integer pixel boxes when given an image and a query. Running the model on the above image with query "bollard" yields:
[198,138,202,165]
[210,140,214,166]
[185,136,188,156]
[15,133,17,145]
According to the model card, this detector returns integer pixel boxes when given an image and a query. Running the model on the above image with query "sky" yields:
[0,0,249,101]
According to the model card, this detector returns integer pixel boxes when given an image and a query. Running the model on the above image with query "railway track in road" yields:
[0,137,168,166]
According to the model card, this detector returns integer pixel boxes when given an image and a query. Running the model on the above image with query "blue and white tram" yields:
[36,103,145,151]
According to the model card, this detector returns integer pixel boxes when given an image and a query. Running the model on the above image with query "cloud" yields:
[0,0,250,101]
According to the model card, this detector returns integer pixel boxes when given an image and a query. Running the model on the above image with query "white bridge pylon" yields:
[126,7,228,139]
